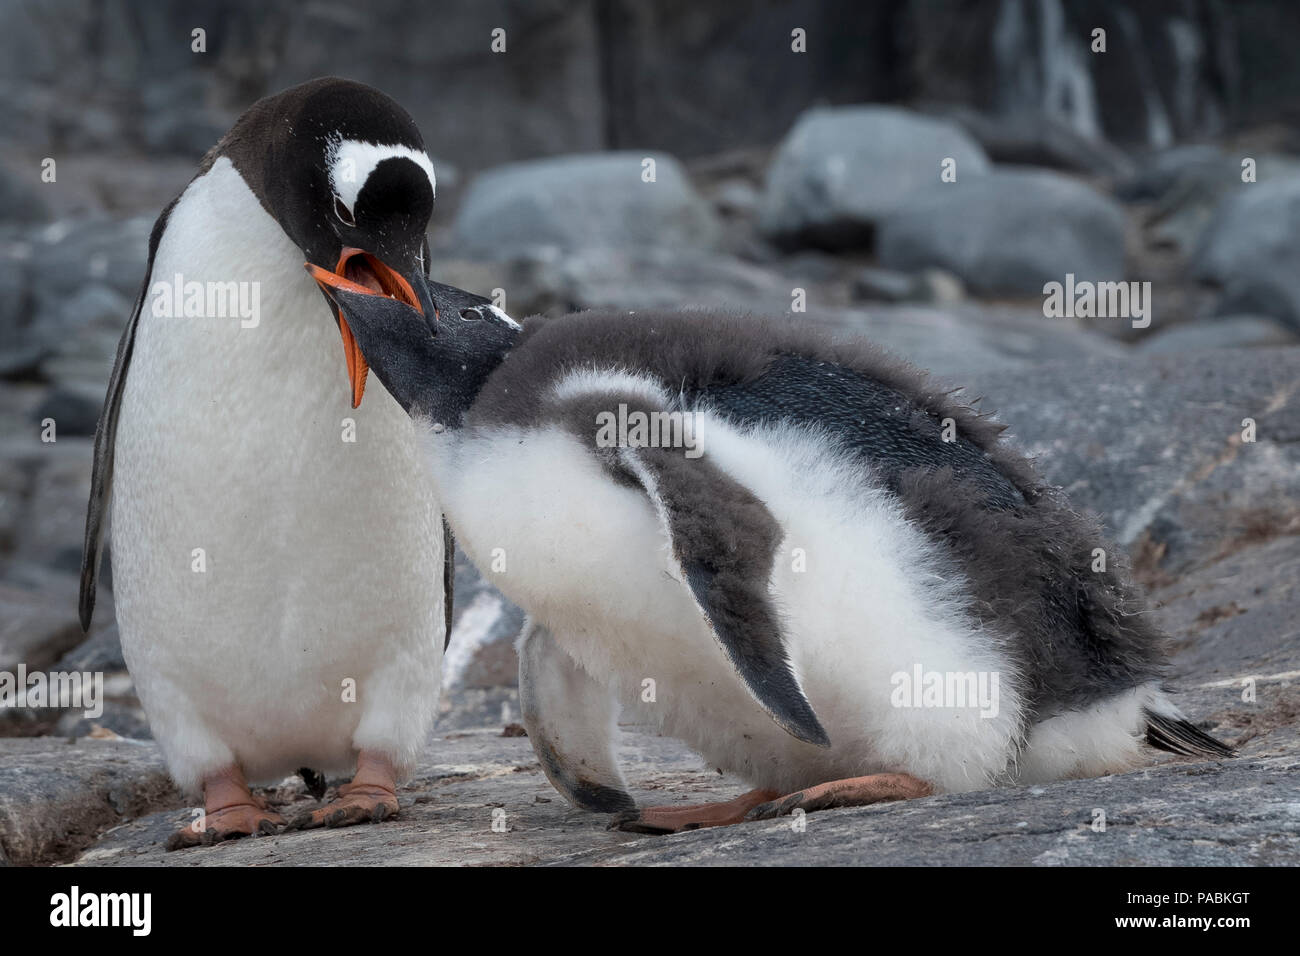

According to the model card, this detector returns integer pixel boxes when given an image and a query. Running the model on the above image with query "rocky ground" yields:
[3,101,1299,865]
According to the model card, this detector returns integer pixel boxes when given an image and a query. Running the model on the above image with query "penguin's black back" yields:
[688,353,1025,510]
[473,309,1170,725]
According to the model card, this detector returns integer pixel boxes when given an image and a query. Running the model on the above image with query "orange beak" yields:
[306,247,426,408]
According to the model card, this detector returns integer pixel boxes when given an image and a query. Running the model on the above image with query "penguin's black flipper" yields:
[442,517,455,651]
[1144,709,1237,758]
[611,445,831,749]
[79,197,179,632]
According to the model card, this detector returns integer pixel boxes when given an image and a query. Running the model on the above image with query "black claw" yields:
[257,817,279,837]
[747,793,805,821]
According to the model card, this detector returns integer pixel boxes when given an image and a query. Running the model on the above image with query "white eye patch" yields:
[326,138,436,215]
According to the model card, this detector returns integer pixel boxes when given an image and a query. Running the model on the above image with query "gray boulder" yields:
[450,152,719,258]
[1191,176,1300,331]
[877,168,1128,295]
[1137,152,1300,253]
[758,106,990,249]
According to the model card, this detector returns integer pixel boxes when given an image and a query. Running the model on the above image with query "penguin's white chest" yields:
[110,159,443,791]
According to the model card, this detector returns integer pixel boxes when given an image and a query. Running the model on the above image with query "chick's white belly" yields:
[435,418,1025,796]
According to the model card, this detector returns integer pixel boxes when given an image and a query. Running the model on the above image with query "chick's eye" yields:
[333,195,356,227]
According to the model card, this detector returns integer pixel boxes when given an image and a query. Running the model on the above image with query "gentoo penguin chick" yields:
[328,300,1235,833]
[79,77,504,847]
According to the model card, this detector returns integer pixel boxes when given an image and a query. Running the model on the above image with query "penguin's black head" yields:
[218,76,497,407]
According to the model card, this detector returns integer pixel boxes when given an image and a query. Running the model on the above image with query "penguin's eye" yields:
[333,195,356,228]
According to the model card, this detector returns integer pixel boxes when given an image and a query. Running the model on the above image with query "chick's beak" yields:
[306,247,431,408]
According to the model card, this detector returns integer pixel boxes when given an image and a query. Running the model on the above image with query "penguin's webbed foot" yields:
[608,789,780,835]
[743,772,933,821]
[166,802,286,850]
[284,750,400,831]
[285,782,399,830]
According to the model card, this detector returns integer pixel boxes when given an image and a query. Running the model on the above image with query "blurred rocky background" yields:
[2,0,1298,864]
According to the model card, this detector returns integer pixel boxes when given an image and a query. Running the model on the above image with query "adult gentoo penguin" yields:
[324,298,1235,832]
[79,77,501,847]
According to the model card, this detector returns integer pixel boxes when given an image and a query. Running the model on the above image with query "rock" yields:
[939,106,1135,179]
[1139,153,1300,253]
[31,217,152,305]
[1116,145,1230,202]
[877,168,1128,295]
[442,547,525,692]
[1136,316,1299,354]
[56,696,152,742]
[0,736,179,865]
[1150,535,1300,682]
[758,106,990,249]
[851,266,920,303]
[5,442,96,577]
[33,386,102,438]
[967,347,1300,576]
[0,582,82,672]
[0,156,49,223]
[597,1,900,159]
[0,247,39,379]
[451,152,719,258]
[904,0,1246,149]
[1191,176,1300,331]
[712,179,760,217]
[52,623,125,674]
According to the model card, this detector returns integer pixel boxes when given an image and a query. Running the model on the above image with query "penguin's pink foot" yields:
[609,788,780,834]
[286,750,400,830]
[744,772,933,820]
[165,765,285,851]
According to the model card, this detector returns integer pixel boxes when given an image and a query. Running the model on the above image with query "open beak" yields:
[306,247,432,408]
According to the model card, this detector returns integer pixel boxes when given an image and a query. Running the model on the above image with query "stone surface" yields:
[758,106,990,249]
[451,153,719,258]
[0,736,178,866]
[55,682,1296,866]
[877,168,1128,295]
[968,347,1300,574]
